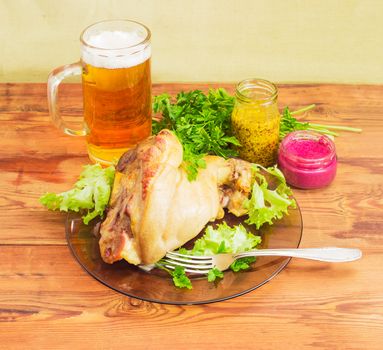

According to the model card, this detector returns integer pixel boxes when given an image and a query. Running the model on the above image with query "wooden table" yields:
[1,83,382,349]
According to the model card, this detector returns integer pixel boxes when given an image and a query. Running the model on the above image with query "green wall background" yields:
[1,0,382,83]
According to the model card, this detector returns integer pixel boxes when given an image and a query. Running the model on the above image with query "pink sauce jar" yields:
[278,130,337,189]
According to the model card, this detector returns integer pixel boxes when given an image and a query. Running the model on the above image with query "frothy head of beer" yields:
[87,31,142,50]
[81,27,151,69]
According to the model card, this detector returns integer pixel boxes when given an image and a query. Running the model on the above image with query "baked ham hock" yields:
[99,129,253,265]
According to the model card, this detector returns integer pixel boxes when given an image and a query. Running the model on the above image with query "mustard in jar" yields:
[231,78,280,167]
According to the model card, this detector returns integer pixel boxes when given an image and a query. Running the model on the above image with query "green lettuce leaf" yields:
[181,223,262,278]
[244,165,296,229]
[188,222,262,256]
[40,164,115,224]
[159,223,261,289]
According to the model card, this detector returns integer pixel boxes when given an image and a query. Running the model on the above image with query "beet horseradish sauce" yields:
[278,130,337,189]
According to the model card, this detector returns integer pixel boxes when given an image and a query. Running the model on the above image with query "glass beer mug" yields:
[48,20,152,165]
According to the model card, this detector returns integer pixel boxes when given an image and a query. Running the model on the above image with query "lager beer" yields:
[48,20,152,165]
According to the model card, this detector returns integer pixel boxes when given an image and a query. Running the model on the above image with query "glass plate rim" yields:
[65,201,303,305]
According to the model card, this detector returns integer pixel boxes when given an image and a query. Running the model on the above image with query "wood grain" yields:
[0,83,382,349]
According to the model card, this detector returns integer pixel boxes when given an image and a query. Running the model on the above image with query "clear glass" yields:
[47,20,152,165]
[65,204,302,305]
[231,78,280,167]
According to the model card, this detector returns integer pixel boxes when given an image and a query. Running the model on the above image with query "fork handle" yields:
[235,247,362,262]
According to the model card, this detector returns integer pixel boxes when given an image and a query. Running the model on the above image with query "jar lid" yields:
[279,130,336,169]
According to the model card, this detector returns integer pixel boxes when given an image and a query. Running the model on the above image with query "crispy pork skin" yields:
[99,129,252,265]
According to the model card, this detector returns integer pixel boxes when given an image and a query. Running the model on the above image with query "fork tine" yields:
[163,258,213,270]
[166,251,211,260]
[164,254,212,265]
[164,264,211,275]
[164,251,214,274]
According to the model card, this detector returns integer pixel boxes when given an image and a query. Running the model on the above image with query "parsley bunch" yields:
[152,88,240,181]
[153,90,361,180]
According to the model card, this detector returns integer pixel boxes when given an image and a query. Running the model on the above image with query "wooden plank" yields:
[0,245,382,349]
[1,157,382,247]
[0,83,383,349]
[1,83,382,245]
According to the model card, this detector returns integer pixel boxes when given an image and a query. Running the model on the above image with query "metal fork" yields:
[164,247,362,274]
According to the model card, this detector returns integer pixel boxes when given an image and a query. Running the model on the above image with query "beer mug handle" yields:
[47,62,86,136]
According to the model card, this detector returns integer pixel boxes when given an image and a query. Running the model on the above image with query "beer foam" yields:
[82,30,151,69]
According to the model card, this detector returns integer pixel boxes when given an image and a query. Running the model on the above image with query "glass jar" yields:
[231,78,280,167]
[278,130,337,189]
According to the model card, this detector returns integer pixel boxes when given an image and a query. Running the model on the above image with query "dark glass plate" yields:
[66,204,302,305]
